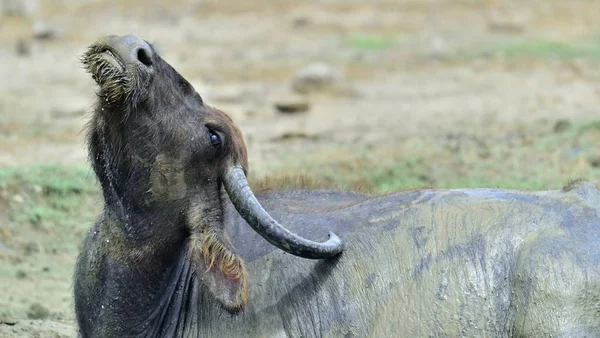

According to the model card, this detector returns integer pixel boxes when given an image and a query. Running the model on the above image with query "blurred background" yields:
[1,0,600,335]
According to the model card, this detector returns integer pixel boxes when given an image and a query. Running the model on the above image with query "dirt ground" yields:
[2,0,600,336]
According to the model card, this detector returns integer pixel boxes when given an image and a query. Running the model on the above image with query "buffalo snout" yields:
[104,34,153,69]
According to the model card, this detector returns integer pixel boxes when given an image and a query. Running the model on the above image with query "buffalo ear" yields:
[192,230,249,312]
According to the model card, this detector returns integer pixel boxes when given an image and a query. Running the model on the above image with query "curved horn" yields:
[222,166,344,259]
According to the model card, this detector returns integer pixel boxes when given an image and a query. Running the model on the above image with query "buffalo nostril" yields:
[136,48,153,67]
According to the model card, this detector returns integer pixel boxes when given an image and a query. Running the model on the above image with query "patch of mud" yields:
[0,319,76,338]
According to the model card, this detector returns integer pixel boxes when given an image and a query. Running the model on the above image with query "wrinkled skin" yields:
[74,35,600,338]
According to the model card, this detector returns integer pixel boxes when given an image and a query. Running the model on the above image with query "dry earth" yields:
[1,0,600,336]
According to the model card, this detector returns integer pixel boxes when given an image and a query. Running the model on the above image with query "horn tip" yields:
[326,231,344,255]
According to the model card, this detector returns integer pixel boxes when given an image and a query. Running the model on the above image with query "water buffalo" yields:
[74,34,600,338]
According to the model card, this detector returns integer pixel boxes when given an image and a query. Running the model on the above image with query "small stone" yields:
[32,21,59,40]
[292,16,310,28]
[42,266,50,272]
[24,241,40,255]
[271,132,319,142]
[245,109,257,118]
[15,270,26,279]
[27,302,50,320]
[12,194,24,204]
[488,21,525,34]
[292,62,343,94]
[428,36,448,60]
[553,119,571,133]
[16,38,31,56]
[589,156,600,168]
[274,96,310,114]
[487,11,527,34]
[31,184,42,194]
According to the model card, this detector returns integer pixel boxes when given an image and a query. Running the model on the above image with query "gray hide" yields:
[168,181,600,337]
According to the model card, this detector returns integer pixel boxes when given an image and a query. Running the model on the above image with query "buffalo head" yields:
[80,34,342,311]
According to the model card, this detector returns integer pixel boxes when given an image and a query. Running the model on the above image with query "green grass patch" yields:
[344,34,395,50]
[0,165,100,252]
[454,37,600,60]
[0,165,94,195]
[264,119,600,193]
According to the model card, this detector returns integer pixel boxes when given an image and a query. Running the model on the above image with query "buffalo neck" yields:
[88,113,191,247]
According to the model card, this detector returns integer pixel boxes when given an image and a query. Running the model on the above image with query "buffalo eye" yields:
[209,129,221,147]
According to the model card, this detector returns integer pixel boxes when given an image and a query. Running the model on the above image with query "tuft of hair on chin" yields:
[81,51,146,111]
